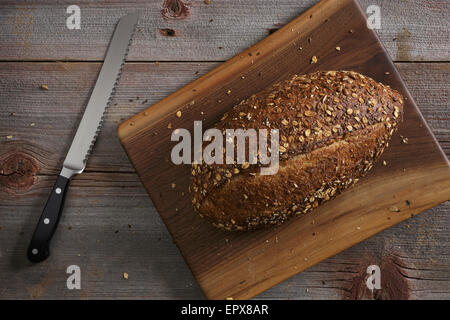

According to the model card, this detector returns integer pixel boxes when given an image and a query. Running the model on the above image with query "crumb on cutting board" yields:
[390,205,400,212]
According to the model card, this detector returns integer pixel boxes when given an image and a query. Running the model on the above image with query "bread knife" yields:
[27,13,139,263]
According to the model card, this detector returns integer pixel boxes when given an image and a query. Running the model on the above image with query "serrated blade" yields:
[61,13,138,178]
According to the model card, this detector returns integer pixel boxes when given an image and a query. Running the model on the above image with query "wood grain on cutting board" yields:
[118,0,450,299]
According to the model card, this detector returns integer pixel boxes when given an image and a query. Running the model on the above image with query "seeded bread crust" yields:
[189,70,404,231]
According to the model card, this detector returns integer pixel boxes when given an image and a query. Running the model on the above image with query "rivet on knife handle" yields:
[26,13,139,263]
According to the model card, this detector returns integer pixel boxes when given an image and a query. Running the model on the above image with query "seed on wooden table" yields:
[176,111,182,118]
[311,56,318,64]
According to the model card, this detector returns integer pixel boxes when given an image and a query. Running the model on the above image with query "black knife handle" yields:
[27,175,70,263]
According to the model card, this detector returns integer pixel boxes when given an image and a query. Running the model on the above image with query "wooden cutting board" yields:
[117,0,450,299]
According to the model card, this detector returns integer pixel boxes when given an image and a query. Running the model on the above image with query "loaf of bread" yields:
[190,71,404,231]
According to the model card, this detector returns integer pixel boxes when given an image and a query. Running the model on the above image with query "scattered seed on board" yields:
[41,84,49,90]
[389,206,400,212]
[311,56,318,64]
[123,272,129,280]
[176,111,182,118]
[335,46,341,51]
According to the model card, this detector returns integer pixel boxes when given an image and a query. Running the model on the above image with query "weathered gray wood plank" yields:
[0,171,448,299]
[0,62,216,174]
[0,0,448,62]
[1,62,448,178]
[0,61,449,299]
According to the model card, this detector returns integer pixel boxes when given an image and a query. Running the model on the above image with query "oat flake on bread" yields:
[189,70,404,231]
